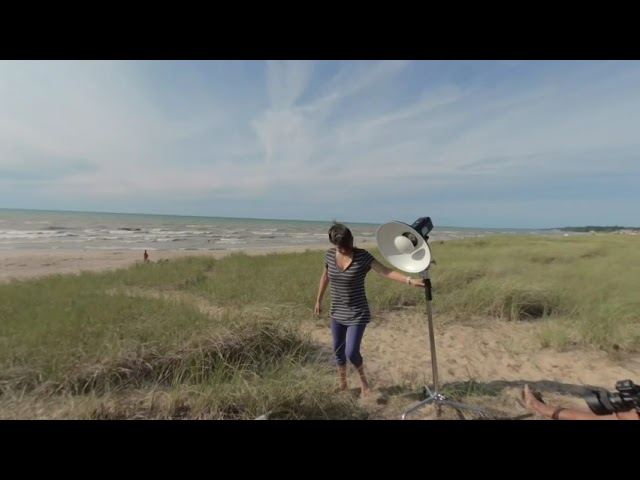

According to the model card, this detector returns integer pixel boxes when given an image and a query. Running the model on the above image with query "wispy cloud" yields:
[1,60,639,227]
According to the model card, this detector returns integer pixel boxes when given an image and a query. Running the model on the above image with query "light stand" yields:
[376,217,494,419]
[401,264,493,420]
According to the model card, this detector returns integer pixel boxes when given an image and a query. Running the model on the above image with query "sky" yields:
[0,60,639,229]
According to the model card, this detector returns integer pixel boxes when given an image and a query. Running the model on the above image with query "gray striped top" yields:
[324,247,376,326]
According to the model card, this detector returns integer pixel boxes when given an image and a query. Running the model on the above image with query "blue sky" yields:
[1,60,639,228]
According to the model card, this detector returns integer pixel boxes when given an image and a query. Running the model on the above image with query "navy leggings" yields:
[331,319,367,368]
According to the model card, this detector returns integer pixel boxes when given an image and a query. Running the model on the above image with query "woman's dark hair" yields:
[328,222,354,251]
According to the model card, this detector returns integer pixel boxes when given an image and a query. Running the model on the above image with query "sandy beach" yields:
[0,246,329,284]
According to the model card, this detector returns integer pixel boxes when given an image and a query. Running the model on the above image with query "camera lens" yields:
[586,389,629,415]
[586,390,610,415]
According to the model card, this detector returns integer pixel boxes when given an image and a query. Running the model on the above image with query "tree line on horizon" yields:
[558,226,639,232]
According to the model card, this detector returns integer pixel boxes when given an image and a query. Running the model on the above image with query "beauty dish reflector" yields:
[375,221,432,273]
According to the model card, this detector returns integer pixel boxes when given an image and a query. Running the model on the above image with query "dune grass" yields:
[1,233,638,419]
[426,235,640,352]
[0,264,365,419]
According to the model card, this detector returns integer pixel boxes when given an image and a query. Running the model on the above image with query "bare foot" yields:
[355,365,370,398]
[523,384,544,410]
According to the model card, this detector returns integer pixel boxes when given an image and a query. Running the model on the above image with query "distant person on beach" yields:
[143,250,149,263]
[314,222,425,397]
[523,384,639,420]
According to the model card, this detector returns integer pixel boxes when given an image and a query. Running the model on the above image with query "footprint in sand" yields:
[506,363,521,373]
[359,391,388,406]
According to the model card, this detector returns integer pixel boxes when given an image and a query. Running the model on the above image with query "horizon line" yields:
[0,206,624,231]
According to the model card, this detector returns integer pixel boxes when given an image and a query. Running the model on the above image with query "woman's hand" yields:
[314,301,322,317]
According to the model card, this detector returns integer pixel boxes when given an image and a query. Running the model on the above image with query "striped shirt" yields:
[324,247,375,326]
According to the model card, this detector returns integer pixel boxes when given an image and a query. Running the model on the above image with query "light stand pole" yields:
[401,265,493,420]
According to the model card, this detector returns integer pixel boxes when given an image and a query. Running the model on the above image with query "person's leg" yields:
[331,319,348,392]
[523,384,617,420]
[345,324,369,397]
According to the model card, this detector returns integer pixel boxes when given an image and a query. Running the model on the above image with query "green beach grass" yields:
[1,234,638,419]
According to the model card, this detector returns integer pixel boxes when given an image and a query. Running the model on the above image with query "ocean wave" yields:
[215,238,246,244]
[0,230,79,240]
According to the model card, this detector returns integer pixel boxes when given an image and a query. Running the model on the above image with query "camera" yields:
[585,379,640,415]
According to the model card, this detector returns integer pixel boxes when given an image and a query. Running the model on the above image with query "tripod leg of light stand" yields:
[436,399,496,416]
[401,392,437,420]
